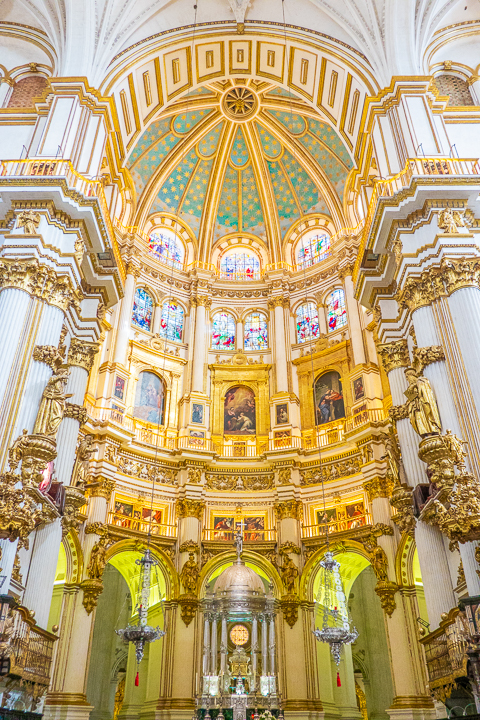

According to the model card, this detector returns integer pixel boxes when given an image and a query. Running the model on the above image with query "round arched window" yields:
[296,230,331,268]
[219,247,260,280]
[326,289,347,332]
[212,312,236,349]
[296,302,320,344]
[244,312,268,350]
[132,288,153,331]
[159,302,184,342]
[148,228,185,268]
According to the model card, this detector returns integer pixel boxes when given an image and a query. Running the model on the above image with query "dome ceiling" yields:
[127,79,354,257]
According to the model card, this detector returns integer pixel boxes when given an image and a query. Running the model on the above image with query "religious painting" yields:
[276,403,289,425]
[316,507,337,527]
[213,516,235,539]
[346,502,365,529]
[353,376,365,401]
[190,429,205,438]
[243,516,265,541]
[114,501,133,527]
[133,371,165,425]
[224,386,256,435]
[142,507,163,533]
[314,371,345,425]
[132,288,153,331]
[191,403,204,424]
[114,376,125,400]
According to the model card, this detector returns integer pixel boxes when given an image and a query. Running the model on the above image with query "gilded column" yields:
[377,339,456,628]
[341,268,366,366]
[113,262,139,366]
[191,297,210,394]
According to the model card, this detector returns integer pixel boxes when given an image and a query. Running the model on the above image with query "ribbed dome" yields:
[214,561,265,598]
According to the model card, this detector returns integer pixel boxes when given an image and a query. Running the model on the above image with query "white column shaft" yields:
[210,616,217,676]
[220,615,227,675]
[22,519,63,630]
[113,272,136,366]
[261,618,268,675]
[55,365,89,485]
[192,304,206,393]
[152,303,163,335]
[268,617,275,675]
[415,522,456,629]
[343,275,366,365]
[274,304,288,393]
[317,305,327,335]
[236,320,243,350]
[203,617,210,676]
[252,616,258,677]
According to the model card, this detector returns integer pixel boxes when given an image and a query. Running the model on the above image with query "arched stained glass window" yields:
[296,230,331,268]
[148,229,184,268]
[296,302,319,343]
[212,312,236,349]
[219,249,260,280]
[159,302,184,342]
[244,312,268,351]
[327,288,347,332]
[132,288,153,331]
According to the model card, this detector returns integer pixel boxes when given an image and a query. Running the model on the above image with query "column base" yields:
[387,696,436,720]
[44,694,93,720]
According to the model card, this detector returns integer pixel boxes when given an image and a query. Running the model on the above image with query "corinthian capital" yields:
[68,338,99,372]
[176,498,205,519]
[439,256,480,295]
[0,258,82,312]
[376,339,409,374]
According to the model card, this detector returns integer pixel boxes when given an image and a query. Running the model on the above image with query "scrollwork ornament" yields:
[374,581,398,616]
[389,404,409,422]
[390,484,416,536]
[280,594,300,628]
[439,256,480,295]
[64,403,88,425]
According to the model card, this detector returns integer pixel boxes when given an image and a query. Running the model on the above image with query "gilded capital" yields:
[0,258,82,312]
[68,338,99,372]
[439,256,480,295]
[274,500,303,521]
[396,274,436,313]
[377,339,409,374]
[196,295,212,309]
[176,498,205,519]
[125,262,141,280]
[412,345,445,373]
[88,476,116,501]
[363,476,394,502]
[338,263,355,281]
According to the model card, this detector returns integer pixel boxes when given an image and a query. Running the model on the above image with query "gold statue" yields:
[72,434,95,489]
[404,368,441,437]
[380,427,401,484]
[87,536,108,580]
[113,673,126,720]
[281,554,299,594]
[17,210,41,235]
[371,545,389,582]
[33,367,72,439]
[438,208,464,234]
[180,551,200,595]
[444,429,468,473]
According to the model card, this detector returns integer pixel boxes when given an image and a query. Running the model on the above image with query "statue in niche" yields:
[280,554,299,594]
[17,210,41,235]
[180,551,200,595]
[87,535,109,580]
[33,366,72,439]
[404,368,442,437]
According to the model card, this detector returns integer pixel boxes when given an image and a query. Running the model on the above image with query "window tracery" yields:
[244,312,268,350]
[132,288,153,331]
[219,248,260,280]
[212,312,236,349]
[296,230,331,268]
[327,289,347,332]
[148,229,184,268]
[296,302,320,343]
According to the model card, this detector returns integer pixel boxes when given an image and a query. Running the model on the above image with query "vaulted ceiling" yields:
[126,79,354,257]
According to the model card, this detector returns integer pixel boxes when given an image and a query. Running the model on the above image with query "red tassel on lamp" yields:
[336,672,341,687]
[135,672,139,687]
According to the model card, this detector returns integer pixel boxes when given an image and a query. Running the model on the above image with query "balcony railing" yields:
[302,511,371,539]
[107,512,177,537]
[0,599,57,689]
[354,156,480,281]
[202,528,276,543]
[420,608,468,698]
[344,407,387,433]
[0,157,124,280]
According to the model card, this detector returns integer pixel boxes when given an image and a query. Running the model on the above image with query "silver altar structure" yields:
[198,532,279,720]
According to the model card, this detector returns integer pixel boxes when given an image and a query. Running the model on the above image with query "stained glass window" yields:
[244,312,268,350]
[219,249,260,280]
[296,302,320,344]
[327,289,347,332]
[211,312,236,349]
[159,302,184,342]
[296,231,331,268]
[148,229,184,268]
[132,288,153,331]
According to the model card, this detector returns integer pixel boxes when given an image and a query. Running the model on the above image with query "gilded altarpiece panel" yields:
[209,354,271,442]
[293,340,352,433]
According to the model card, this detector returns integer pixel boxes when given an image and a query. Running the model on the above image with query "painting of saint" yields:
[213,516,234,540]
[317,507,337,528]
[243,516,265,541]
[314,371,345,425]
[133,371,165,425]
[353,376,365,401]
[143,507,162,533]
[114,501,133,527]
[346,503,365,529]
[276,403,289,425]
[224,386,256,435]
[114,376,125,400]
[191,403,204,424]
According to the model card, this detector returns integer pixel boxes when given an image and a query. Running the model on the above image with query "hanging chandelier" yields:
[312,551,358,685]
[116,548,166,682]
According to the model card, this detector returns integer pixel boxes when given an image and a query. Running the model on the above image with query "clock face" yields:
[230,624,249,646]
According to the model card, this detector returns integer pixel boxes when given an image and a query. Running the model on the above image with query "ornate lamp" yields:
[312,551,358,686]
[116,548,165,684]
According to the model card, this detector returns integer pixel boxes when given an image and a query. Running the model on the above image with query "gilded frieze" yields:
[205,472,274,491]
[300,455,361,485]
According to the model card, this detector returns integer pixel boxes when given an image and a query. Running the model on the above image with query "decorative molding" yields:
[64,402,88,425]
[88,476,116,501]
[363,476,394,502]
[205,472,274,491]
[412,345,445,373]
[300,456,361,485]
[274,500,302,521]
[176,498,205,519]
[0,258,82,312]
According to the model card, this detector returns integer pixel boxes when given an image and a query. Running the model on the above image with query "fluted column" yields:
[413,304,480,596]
[210,614,218,676]
[251,616,258,678]
[22,520,63,630]
[220,614,227,676]
[203,615,211,676]
[113,264,139,366]
[270,299,289,393]
[191,298,209,394]
[342,271,366,366]
[261,616,268,676]
[378,339,456,628]
[268,616,275,675]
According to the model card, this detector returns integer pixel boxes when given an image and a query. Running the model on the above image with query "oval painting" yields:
[133,371,165,425]
[224,386,256,435]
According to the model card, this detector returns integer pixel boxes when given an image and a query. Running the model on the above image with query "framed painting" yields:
[275,403,289,425]
[191,403,204,424]
[224,386,256,435]
[346,502,365,529]
[314,371,345,425]
[213,516,235,539]
[352,376,365,401]
[114,376,125,400]
[243,516,265,541]
[133,371,165,425]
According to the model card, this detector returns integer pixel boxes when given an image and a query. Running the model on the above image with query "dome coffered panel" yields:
[126,76,356,263]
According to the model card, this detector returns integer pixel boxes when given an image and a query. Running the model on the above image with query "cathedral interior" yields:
[3,2,480,720]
